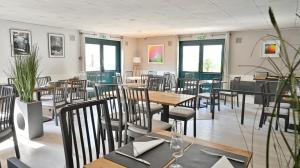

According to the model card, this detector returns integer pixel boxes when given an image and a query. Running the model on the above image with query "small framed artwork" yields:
[148,44,164,64]
[10,29,32,56]
[48,33,65,58]
[261,40,280,57]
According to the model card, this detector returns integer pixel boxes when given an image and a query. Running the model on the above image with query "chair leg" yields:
[236,95,239,107]
[54,108,58,126]
[217,98,220,111]
[231,96,233,109]
[115,131,119,142]
[118,129,122,148]
[12,130,20,159]
[224,95,226,105]
[259,106,265,128]
[193,114,196,137]
[184,121,187,135]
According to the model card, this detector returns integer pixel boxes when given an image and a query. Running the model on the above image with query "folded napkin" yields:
[133,139,164,157]
[211,156,234,168]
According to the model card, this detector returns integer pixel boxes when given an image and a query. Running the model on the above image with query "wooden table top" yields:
[84,130,252,168]
[148,91,195,106]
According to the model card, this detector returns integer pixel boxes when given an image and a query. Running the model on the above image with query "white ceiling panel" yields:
[0,0,298,37]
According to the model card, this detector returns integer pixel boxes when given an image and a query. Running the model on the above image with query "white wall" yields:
[137,36,178,75]
[229,28,300,77]
[133,29,300,79]
[0,19,81,83]
[122,37,138,72]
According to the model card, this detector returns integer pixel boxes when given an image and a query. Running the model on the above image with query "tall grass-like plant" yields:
[11,45,39,102]
[265,8,300,168]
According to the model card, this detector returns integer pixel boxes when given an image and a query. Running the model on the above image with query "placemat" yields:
[177,144,248,168]
[104,133,191,168]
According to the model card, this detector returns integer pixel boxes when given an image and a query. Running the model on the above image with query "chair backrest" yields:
[59,100,114,168]
[147,75,165,91]
[113,76,123,85]
[141,74,151,84]
[49,82,68,106]
[36,76,51,87]
[175,78,198,108]
[7,78,15,85]
[148,71,157,75]
[0,94,16,142]
[94,84,122,122]
[0,85,15,97]
[163,73,172,91]
[211,78,222,91]
[230,76,241,90]
[70,80,87,103]
[121,86,152,134]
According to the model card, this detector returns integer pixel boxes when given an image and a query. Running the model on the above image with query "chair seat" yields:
[269,102,290,109]
[198,92,211,99]
[169,107,195,118]
[138,102,163,114]
[41,100,67,109]
[265,107,289,115]
[101,117,126,130]
[128,119,172,135]
[219,91,237,96]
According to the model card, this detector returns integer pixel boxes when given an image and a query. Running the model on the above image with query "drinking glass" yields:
[169,120,183,168]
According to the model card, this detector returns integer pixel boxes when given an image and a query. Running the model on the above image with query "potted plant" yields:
[11,45,43,139]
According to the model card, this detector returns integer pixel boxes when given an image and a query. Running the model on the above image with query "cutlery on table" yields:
[146,135,170,143]
[115,151,151,166]
[200,149,245,163]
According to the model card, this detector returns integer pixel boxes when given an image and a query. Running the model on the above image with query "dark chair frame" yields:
[60,100,114,168]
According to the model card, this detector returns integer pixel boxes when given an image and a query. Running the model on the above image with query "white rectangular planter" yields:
[14,99,44,139]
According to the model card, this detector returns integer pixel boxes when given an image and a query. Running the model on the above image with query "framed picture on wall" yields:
[261,40,280,57]
[48,33,65,58]
[10,29,32,56]
[148,44,164,64]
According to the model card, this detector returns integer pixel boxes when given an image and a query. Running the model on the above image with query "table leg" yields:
[161,105,169,123]
[241,94,246,125]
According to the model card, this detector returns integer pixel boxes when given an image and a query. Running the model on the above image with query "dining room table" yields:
[84,130,252,168]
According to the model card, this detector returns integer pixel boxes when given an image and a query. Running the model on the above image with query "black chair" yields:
[147,75,165,91]
[141,74,151,84]
[94,84,124,147]
[148,71,157,75]
[169,78,198,137]
[125,71,134,83]
[121,86,172,143]
[69,80,87,104]
[220,76,241,109]
[0,85,15,97]
[7,78,18,97]
[0,94,20,159]
[163,73,172,91]
[60,100,114,168]
[41,82,68,126]
[113,76,123,85]
[36,76,52,100]
[259,81,290,131]
[7,157,30,168]
[198,79,221,111]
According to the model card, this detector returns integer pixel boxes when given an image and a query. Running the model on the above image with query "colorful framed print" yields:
[48,33,65,58]
[261,40,280,57]
[148,44,164,64]
[10,29,32,56]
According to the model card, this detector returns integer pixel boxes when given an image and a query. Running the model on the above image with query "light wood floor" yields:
[0,96,294,168]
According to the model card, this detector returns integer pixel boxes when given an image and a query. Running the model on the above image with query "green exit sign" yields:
[99,33,108,39]
[197,34,206,40]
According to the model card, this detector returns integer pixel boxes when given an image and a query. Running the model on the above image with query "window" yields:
[103,45,116,71]
[182,46,200,72]
[85,44,100,71]
[202,45,223,73]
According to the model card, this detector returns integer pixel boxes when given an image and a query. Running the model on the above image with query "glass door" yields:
[179,39,225,90]
[85,38,121,84]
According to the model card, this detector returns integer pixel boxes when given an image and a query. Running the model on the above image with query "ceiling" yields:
[0,0,299,37]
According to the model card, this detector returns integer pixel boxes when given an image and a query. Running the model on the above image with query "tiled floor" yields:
[0,97,294,168]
